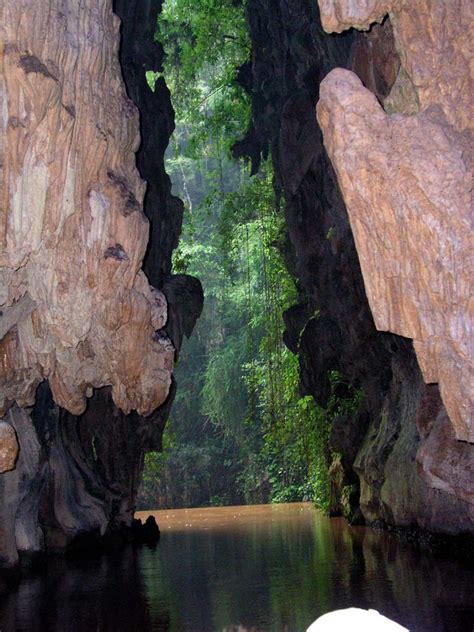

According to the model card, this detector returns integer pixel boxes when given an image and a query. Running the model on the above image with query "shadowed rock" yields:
[240,0,473,534]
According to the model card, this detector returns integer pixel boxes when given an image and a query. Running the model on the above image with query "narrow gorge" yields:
[0,0,472,586]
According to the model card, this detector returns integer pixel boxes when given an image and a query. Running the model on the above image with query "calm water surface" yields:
[1,503,473,631]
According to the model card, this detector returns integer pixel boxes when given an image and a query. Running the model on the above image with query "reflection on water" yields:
[1,503,473,631]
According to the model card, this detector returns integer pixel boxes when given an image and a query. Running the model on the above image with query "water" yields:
[1,503,473,631]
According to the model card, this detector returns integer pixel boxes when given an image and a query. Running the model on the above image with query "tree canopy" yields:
[138,0,362,511]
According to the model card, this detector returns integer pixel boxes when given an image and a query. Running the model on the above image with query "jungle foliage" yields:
[138,0,361,511]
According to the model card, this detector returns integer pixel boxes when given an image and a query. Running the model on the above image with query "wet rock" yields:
[131,518,144,541]
[0,406,45,568]
[142,516,161,545]
[416,400,474,507]
[329,415,368,521]
[130,516,160,546]
[0,383,172,567]
[355,353,474,534]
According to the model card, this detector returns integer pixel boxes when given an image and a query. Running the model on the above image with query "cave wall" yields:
[0,0,202,568]
[316,0,473,444]
[112,0,204,357]
[242,0,473,534]
[315,0,474,513]
[0,0,174,419]
[0,385,166,568]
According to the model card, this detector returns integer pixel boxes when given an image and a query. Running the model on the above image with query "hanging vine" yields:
[138,0,363,511]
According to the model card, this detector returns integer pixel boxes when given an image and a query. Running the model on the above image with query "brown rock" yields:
[318,0,473,132]
[354,355,473,533]
[316,0,473,442]
[0,422,18,473]
[415,383,443,440]
[417,404,474,506]
[0,0,174,418]
[317,1,400,34]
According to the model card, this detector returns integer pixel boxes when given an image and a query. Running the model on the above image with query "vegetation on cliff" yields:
[138,0,361,510]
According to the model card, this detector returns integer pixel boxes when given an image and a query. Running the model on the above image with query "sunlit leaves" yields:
[159,0,251,156]
[138,1,364,511]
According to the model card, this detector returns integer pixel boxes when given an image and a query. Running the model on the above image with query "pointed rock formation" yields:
[316,0,473,443]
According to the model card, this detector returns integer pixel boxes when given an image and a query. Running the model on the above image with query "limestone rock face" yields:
[0,386,169,569]
[0,405,47,567]
[416,387,474,507]
[0,0,174,419]
[241,0,407,525]
[0,422,18,473]
[316,0,473,442]
[241,0,472,534]
[354,352,474,533]
[0,0,203,569]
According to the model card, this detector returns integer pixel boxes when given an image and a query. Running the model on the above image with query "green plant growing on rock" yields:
[138,0,363,511]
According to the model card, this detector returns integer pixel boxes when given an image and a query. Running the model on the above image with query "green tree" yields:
[138,0,362,511]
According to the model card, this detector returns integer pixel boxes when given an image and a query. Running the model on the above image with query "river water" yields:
[1,503,472,631]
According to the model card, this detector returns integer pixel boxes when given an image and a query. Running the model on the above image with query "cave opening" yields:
[0,0,472,630]
[133,0,366,518]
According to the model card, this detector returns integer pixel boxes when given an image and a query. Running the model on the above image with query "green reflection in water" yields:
[137,503,474,632]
